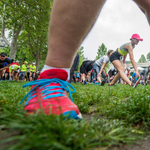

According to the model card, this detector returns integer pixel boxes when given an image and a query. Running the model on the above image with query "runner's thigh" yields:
[112,60,124,72]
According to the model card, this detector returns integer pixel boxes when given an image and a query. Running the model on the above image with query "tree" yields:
[17,0,52,70]
[1,1,26,59]
[0,0,52,61]
[78,46,85,71]
[147,52,150,61]
[0,46,10,54]
[138,54,147,63]
[95,43,110,72]
[95,43,107,60]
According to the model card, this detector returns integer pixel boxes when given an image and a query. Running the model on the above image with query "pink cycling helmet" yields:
[131,34,143,41]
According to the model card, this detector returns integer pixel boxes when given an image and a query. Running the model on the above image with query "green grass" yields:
[0,81,150,150]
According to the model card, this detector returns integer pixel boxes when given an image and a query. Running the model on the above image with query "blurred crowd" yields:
[0,52,41,81]
[0,51,149,85]
[70,64,150,86]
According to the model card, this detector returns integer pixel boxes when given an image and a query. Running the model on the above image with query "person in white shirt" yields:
[93,50,114,84]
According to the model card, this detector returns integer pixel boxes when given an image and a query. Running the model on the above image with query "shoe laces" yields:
[20,78,75,105]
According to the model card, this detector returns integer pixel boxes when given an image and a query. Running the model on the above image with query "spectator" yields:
[26,63,31,81]
[75,71,80,82]
[9,61,20,81]
[132,72,137,83]
[30,62,36,81]
[140,65,150,85]
[80,60,94,84]
[0,52,12,80]
[93,50,114,84]
[69,53,79,83]
[108,67,117,82]
[20,61,27,81]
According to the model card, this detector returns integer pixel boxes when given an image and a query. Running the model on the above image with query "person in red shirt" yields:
[5,60,17,80]
[13,60,20,81]
[8,60,20,81]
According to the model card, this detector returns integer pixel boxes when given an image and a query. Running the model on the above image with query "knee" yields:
[118,68,125,73]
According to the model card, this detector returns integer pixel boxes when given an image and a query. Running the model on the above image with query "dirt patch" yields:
[82,112,102,122]
[0,130,20,150]
[108,138,150,150]
[83,113,150,150]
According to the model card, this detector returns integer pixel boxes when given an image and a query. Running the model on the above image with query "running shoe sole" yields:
[133,78,140,88]
[101,80,105,86]
[63,111,82,119]
[108,84,116,86]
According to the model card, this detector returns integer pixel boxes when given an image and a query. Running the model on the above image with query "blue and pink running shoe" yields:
[20,69,82,119]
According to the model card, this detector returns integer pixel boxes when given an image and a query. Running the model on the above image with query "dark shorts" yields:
[80,66,86,74]
[31,72,35,78]
[27,72,30,78]
[14,71,18,76]
[0,65,4,69]
[80,65,88,75]
[109,51,123,63]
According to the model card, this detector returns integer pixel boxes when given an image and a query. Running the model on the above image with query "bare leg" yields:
[33,72,35,81]
[9,71,11,80]
[12,71,15,80]
[97,76,101,83]
[81,73,86,82]
[110,72,121,84]
[5,72,8,79]
[1,70,5,80]
[110,60,131,86]
[46,0,106,68]
[133,0,150,25]
[87,71,91,81]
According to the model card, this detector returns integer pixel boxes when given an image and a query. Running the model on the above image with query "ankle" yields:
[109,83,114,85]
[41,65,70,80]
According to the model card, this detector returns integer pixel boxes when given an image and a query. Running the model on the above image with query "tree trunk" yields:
[1,4,11,47]
[2,4,24,59]
[9,37,17,59]
[35,48,41,71]
[9,24,24,60]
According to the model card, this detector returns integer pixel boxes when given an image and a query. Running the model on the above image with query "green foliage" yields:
[95,43,107,60]
[78,46,85,71]
[95,43,110,72]
[38,59,45,71]
[126,61,131,64]
[17,0,52,59]
[138,54,147,63]
[0,47,10,55]
[0,0,52,32]
[147,52,150,61]
[0,0,53,69]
